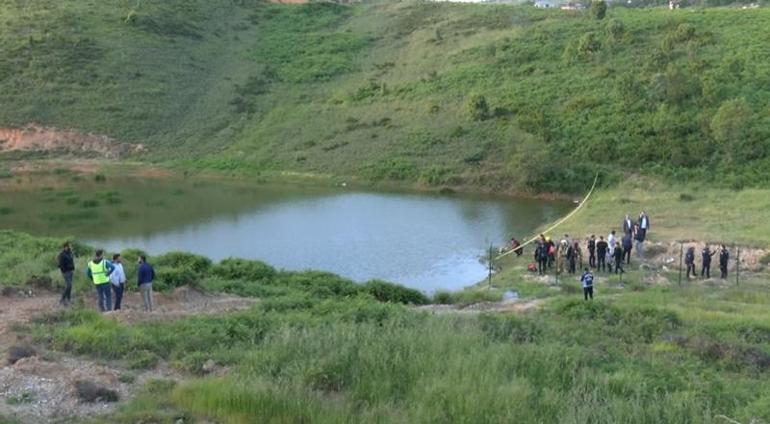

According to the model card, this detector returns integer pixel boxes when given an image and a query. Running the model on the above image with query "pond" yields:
[0,176,571,291]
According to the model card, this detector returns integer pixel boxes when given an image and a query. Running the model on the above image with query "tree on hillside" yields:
[591,0,607,20]
[467,95,489,121]
[710,98,759,166]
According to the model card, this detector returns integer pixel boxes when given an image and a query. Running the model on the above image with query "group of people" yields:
[57,243,157,313]
[684,244,730,280]
[510,211,652,300]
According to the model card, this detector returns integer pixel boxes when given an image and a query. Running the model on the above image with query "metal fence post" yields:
[677,242,683,287]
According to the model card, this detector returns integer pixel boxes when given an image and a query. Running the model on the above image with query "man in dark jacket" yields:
[622,214,634,236]
[685,246,696,279]
[622,233,633,265]
[58,242,75,306]
[137,255,156,312]
[612,242,625,274]
[587,235,596,268]
[719,245,729,279]
[701,245,716,278]
[535,241,548,276]
[596,236,608,272]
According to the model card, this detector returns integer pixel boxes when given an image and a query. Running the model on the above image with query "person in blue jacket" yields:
[137,255,156,312]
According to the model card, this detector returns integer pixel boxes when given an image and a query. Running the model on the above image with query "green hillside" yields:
[1,1,769,192]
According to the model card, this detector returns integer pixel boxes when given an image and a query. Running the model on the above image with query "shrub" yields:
[364,280,430,305]
[155,267,198,291]
[433,290,454,304]
[479,313,541,343]
[467,94,489,121]
[155,252,212,275]
[212,258,276,281]
[7,345,36,365]
[281,271,361,299]
[74,380,119,403]
[591,0,606,20]
[605,19,625,41]
[93,174,107,182]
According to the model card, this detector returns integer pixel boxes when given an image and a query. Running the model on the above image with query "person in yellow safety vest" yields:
[86,249,115,313]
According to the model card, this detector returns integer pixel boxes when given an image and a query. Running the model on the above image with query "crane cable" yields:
[494,172,599,261]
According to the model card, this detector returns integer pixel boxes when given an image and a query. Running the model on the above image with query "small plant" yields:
[6,391,35,405]
[74,380,119,403]
[94,174,107,182]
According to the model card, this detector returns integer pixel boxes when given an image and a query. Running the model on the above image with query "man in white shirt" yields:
[110,253,127,311]
[607,230,617,272]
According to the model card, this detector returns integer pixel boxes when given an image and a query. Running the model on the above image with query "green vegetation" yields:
[1,2,769,193]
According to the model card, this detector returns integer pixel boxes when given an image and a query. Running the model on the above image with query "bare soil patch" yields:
[0,287,256,423]
[0,124,144,159]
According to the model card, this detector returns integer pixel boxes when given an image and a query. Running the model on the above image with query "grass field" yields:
[1,2,770,193]
[3,227,768,423]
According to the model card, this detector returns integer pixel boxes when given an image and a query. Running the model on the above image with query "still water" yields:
[1,178,570,291]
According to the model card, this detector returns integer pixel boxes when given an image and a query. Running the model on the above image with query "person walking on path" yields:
[596,236,608,272]
[613,241,625,274]
[685,246,696,279]
[110,253,127,311]
[701,245,716,279]
[622,232,633,265]
[587,235,596,268]
[86,249,114,312]
[719,245,730,279]
[137,255,156,312]
[581,268,594,300]
[58,242,75,306]
[622,214,634,236]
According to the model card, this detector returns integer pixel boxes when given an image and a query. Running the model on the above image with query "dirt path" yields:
[416,298,545,315]
[0,287,256,423]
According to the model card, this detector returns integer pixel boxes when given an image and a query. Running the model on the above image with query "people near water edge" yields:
[86,249,115,313]
[110,253,127,311]
[137,255,156,312]
[581,268,594,300]
[535,239,548,276]
[58,242,75,306]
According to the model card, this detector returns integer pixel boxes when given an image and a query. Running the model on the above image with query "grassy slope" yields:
[1,2,770,193]
[1,229,769,423]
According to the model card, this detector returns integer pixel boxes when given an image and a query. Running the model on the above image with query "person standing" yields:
[587,235,596,268]
[567,242,577,274]
[637,211,650,257]
[596,236,608,272]
[719,245,730,279]
[581,268,594,300]
[685,246,696,279]
[573,241,583,270]
[622,232,633,265]
[137,255,156,312]
[110,253,127,311]
[701,245,716,279]
[86,249,114,312]
[58,242,75,306]
[613,242,625,274]
[622,214,634,236]
[607,230,617,251]
[546,237,555,269]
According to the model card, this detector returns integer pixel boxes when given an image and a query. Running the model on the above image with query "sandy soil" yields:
[0,124,144,159]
